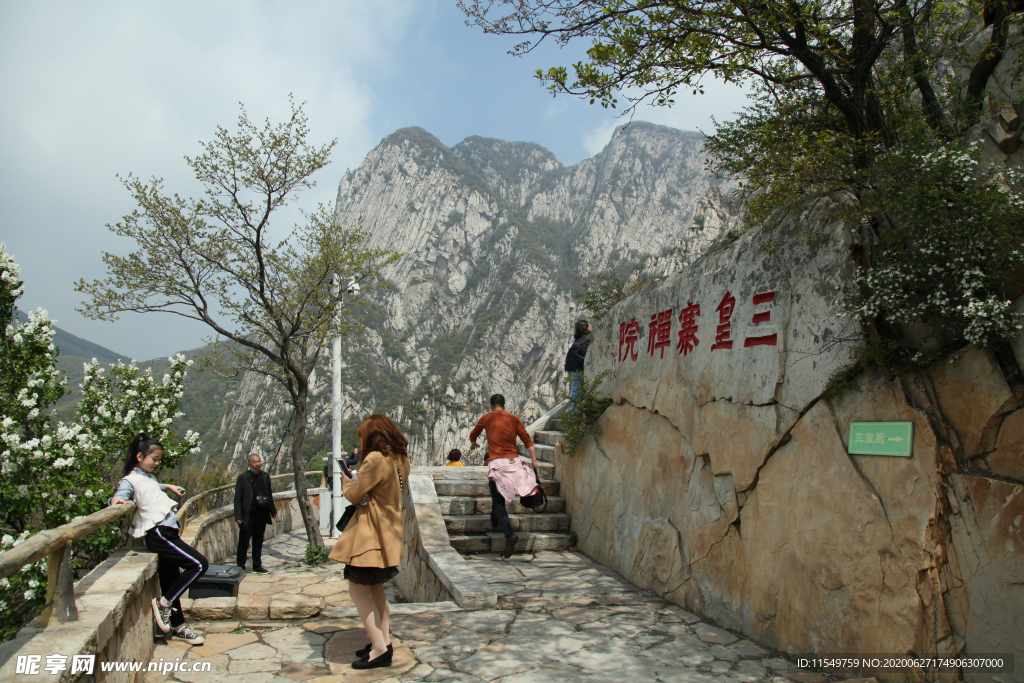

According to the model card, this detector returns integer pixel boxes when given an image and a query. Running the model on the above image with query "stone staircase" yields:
[436,416,573,555]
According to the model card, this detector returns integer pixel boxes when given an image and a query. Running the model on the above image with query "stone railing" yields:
[181,488,324,565]
[395,470,496,609]
[177,472,324,534]
[0,549,160,683]
[524,400,569,438]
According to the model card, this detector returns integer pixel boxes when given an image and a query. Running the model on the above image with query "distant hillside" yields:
[12,310,237,456]
[16,309,127,363]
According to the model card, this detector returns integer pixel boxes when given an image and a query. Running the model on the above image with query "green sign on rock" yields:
[848,422,914,456]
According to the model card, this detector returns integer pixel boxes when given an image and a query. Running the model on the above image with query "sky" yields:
[0,0,749,361]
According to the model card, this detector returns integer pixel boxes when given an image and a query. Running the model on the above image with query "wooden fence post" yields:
[36,542,64,626]
[53,543,78,623]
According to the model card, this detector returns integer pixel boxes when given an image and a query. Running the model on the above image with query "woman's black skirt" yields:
[344,565,399,585]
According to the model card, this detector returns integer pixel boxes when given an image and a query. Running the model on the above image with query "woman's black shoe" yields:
[355,643,392,660]
[352,648,393,669]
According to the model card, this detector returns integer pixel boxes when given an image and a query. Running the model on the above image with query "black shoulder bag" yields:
[519,467,548,513]
[251,472,272,509]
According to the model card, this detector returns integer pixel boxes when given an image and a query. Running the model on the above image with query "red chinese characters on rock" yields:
[744,292,778,347]
[676,302,700,356]
[648,309,673,359]
[619,318,642,362]
[710,291,736,351]
[616,290,778,362]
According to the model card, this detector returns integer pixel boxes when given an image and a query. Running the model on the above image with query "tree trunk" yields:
[290,387,325,549]
[966,0,1011,120]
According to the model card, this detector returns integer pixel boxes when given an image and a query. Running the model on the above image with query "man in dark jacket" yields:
[234,453,278,573]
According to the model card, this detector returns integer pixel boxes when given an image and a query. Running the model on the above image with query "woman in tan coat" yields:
[329,414,410,670]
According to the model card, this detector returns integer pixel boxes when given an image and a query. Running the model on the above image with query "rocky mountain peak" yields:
[214,122,741,469]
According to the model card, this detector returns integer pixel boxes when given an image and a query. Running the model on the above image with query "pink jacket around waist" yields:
[487,457,537,502]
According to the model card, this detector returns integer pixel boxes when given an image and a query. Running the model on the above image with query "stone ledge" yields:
[400,471,497,610]
[269,594,320,619]
[320,601,463,618]
[425,545,498,610]
[237,594,270,620]
[0,550,159,683]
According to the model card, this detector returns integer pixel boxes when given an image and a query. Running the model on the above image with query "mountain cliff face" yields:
[208,122,740,469]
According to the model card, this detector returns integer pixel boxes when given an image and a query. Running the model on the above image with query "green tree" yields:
[76,100,402,549]
[461,0,1019,164]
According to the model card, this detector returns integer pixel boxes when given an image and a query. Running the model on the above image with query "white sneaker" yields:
[173,623,205,645]
[152,597,172,633]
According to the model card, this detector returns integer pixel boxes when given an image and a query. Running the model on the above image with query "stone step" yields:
[510,454,554,476]
[434,478,560,498]
[534,445,556,462]
[449,531,573,555]
[532,459,555,478]
[438,496,476,515]
[534,430,564,447]
[437,495,566,515]
[516,444,557,464]
[473,495,565,515]
[443,513,571,534]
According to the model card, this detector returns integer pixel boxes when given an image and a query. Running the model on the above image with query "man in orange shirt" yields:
[469,394,539,557]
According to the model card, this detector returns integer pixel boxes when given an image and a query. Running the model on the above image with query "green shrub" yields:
[558,371,614,454]
[305,543,330,567]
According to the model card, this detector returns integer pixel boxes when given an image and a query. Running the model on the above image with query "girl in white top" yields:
[110,433,208,645]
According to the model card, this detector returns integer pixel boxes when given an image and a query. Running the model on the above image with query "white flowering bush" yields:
[842,144,1024,349]
[77,356,201,474]
[0,244,201,640]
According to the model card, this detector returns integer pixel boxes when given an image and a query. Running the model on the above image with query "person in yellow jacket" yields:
[444,448,465,466]
[329,414,411,671]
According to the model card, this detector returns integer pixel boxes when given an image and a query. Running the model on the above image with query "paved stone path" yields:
[145,532,803,683]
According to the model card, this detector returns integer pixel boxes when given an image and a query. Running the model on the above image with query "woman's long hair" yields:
[359,414,408,465]
[123,433,164,477]
[573,320,590,340]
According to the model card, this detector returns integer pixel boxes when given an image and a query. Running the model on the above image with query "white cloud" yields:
[582,120,619,157]
[579,77,750,157]
[0,0,425,359]
[631,79,751,135]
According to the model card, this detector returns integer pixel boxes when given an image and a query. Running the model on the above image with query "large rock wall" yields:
[559,194,1024,682]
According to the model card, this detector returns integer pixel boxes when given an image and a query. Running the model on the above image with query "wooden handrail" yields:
[0,503,136,581]
[0,502,137,626]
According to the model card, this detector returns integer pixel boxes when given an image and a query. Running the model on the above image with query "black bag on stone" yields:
[519,467,548,513]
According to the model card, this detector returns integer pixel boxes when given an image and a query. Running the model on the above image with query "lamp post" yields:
[330,275,359,536]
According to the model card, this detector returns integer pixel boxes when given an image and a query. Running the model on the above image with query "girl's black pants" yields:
[144,525,209,628]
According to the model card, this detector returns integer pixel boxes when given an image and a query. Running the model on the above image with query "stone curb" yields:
[402,472,497,610]
[320,600,463,618]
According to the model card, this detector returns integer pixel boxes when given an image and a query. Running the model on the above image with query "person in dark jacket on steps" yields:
[564,320,592,401]
[234,453,279,573]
